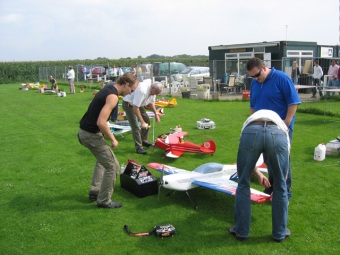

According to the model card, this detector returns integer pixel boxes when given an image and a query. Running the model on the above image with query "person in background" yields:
[337,63,340,95]
[291,61,300,85]
[122,79,163,155]
[311,60,323,98]
[131,65,136,75]
[118,66,124,76]
[137,65,143,81]
[112,65,118,82]
[50,75,57,91]
[327,59,339,96]
[82,66,87,80]
[67,66,75,94]
[78,73,139,209]
[108,65,118,82]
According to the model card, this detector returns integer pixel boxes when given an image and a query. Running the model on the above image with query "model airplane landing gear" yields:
[185,191,198,210]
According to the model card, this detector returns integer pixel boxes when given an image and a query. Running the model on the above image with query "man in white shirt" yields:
[311,60,324,98]
[67,66,76,94]
[122,79,163,154]
[118,66,124,76]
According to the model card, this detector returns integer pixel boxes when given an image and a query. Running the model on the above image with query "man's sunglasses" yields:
[250,69,262,78]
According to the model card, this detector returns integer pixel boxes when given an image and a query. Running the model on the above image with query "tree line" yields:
[0,57,209,84]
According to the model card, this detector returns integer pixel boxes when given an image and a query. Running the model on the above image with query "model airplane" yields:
[107,121,132,138]
[147,160,270,209]
[155,131,216,158]
[147,108,164,117]
[155,97,177,108]
[106,108,164,140]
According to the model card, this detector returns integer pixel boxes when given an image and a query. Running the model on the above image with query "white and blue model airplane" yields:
[147,157,270,209]
[107,108,164,138]
[107,121,132,138]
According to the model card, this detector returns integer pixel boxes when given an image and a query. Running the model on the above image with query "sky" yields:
[0,0,339,62]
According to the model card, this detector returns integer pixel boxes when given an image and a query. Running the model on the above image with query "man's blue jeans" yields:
[266,128,292,200]
[327,79,338,96]
[234,124,289,240]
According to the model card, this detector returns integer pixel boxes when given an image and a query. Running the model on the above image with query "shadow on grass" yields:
[8,192,101,213]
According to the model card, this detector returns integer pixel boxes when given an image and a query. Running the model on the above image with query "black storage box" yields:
[120,160,158,198]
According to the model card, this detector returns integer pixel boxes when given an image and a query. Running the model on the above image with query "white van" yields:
[175,66,210,82]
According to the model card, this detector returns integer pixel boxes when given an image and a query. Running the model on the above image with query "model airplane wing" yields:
[147,162,189,175]
[193,177,271,203]
[164,150,185,158]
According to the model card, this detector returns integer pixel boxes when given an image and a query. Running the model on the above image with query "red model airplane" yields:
[155,131,216,158]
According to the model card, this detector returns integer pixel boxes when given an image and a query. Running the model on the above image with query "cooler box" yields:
[242,90,250,99]
[325,139,340,156]
[120,160,158,198]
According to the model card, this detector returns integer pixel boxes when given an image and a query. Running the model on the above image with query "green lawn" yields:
[0,84,339,255]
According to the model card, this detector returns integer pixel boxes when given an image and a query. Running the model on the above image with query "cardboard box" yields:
[120,174,158,198]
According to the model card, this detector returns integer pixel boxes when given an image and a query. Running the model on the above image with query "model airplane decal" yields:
[147,161,270,209]
[155,131,216,158]
[155,97,177,108]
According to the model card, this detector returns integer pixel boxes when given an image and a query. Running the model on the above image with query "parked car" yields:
[175,66,210,82]
[87,66,106,78]
[121,67,132,73]
[138,63,152,78]
[153,62,186,77]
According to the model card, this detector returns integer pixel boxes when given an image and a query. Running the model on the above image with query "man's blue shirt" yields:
[250,67,301,130]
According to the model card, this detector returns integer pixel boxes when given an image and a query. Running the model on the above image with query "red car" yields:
[88,66,106,78]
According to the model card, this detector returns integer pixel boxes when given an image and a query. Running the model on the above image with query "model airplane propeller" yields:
[147,159,270,209]
[155,131,216,158]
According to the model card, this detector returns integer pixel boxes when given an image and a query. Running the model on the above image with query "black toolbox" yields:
[120,160,158,198]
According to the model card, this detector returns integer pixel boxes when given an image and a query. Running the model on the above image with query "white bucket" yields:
[314,143,326,161]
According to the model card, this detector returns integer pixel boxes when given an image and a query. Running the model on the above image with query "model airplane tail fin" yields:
[169,98,177,106]
[200,140,216,153]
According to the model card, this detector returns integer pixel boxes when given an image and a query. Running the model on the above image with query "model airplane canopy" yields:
[147,162,270,204]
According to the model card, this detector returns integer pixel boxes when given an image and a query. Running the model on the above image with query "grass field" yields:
[0,83,339,255]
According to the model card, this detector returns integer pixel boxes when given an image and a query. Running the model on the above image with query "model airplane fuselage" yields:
[155,131,216,158]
